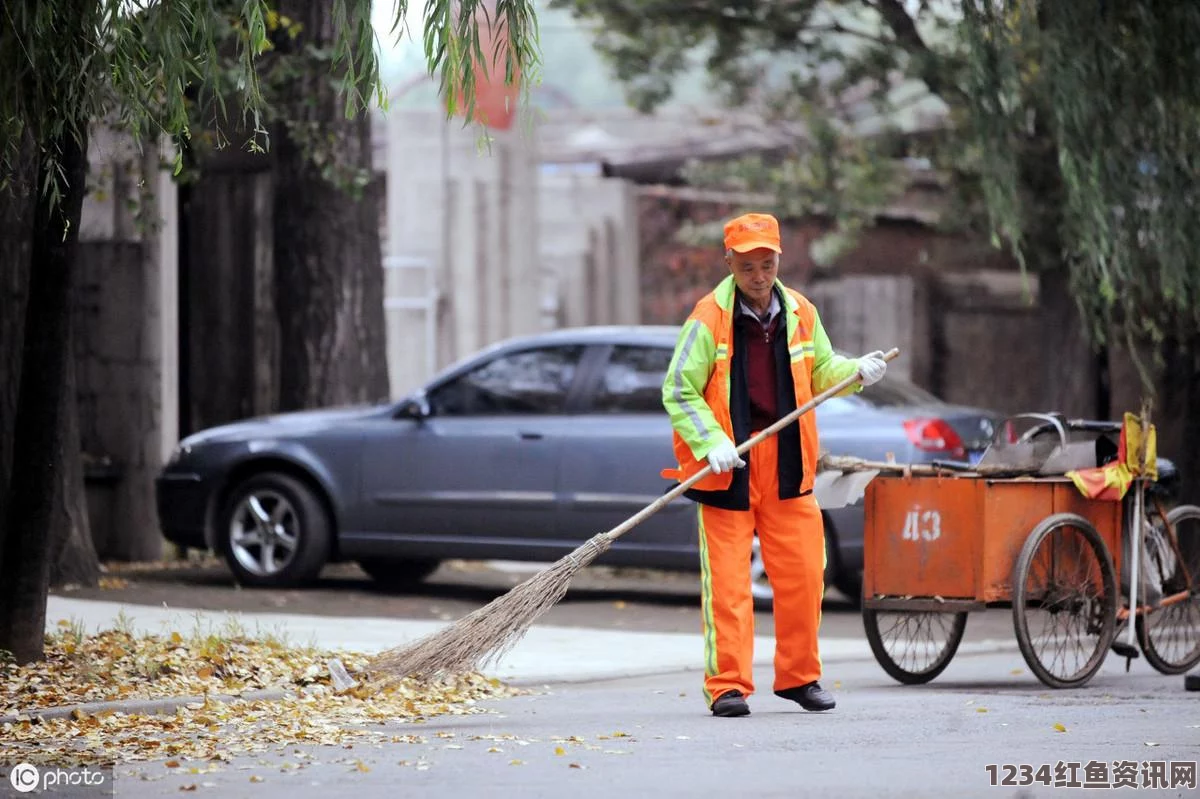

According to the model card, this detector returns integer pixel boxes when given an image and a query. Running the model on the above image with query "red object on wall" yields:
[448,1,521,130]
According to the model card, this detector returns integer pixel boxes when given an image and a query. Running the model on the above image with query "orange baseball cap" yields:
[724,212,782,253]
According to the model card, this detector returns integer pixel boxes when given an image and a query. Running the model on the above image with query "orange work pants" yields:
[696,432,826,706]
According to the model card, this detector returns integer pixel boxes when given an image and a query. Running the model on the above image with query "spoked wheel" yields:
[1012,513,1118,688]
[863,609,968,684]
[1136,504,1200,674]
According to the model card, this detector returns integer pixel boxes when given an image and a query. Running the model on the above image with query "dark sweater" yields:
[735,309,781,432]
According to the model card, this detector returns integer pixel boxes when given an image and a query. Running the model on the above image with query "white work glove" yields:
[706,435,746,474]
[857,351,887,386]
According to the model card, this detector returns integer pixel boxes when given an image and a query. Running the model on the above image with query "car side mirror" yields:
[396,394,431,420]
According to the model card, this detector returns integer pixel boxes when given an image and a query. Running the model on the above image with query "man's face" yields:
[726,247,779,305]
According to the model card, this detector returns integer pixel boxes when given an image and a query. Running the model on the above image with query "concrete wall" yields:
[538,168,640,329]
[808,272,1045,416]
[932,271,1043,415]
[805,276,932,387]
[382,110,541,397]
[379,110,642,398]
[76,127,178,560]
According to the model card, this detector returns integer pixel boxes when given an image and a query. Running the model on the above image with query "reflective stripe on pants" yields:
[696,433,826,706]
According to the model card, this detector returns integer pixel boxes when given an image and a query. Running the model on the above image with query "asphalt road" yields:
[58,557,1019,643]
[107,649,1199,799]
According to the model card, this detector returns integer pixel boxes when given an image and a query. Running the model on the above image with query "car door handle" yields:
[518,431,543,441]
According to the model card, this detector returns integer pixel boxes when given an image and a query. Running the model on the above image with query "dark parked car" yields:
[157,325,1001,602]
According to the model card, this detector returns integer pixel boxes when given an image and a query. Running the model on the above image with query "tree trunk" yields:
[48,334,100,588]
[1156,339,1200,507]
[0,132,36,576]
[1037,268,1104,418]
[1018,116,1103,420]
[271,0,389,411]
[0,126,89,664]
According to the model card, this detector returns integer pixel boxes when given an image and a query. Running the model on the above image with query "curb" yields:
[0,688,293,726]
[1,640,1027,723]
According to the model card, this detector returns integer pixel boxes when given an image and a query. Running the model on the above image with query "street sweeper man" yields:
[661,212,888,718]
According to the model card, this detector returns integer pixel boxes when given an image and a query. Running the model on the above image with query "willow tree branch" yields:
[866,0,965,107]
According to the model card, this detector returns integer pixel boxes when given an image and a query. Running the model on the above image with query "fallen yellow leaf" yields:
[613,601,627,609]
[510,759,524,766]
[355,761,370,773]
[554,747,566,756]
[1053,723,1067,733]
[249,775,264,783]
[976,708,988,713]
[0,624,523,768]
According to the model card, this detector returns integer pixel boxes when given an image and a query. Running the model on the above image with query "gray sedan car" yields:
[157,325,999,602]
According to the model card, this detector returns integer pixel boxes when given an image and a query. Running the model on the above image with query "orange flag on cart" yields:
[1067,412,1158,501]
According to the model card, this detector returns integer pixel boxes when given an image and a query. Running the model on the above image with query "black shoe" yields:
[775,681,836,712]
[1186,672,1200,692]
[711,690,750,717]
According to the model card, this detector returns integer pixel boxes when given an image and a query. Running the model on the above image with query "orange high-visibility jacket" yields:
[661,276,860,509]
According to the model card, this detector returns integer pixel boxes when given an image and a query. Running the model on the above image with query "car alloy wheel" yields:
[219,471,333,587]
[228,489,300,578]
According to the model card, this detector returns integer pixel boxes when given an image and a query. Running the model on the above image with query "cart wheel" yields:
[1012,513,1117,688]
[862,609,967,684]
[1136,504,1200,674]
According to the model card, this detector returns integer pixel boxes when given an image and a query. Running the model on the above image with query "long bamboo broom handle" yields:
[602,347,901,544]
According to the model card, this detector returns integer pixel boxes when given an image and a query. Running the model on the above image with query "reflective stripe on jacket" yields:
[661,275,860,507]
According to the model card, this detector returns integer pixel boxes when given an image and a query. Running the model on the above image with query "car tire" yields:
[822,524,838,589]
[834,570,863,606]
[357,558,441,591]
[218,471,332,588]
[822,516,863,607]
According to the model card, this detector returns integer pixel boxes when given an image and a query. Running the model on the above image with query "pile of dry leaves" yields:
[0,622,520,766]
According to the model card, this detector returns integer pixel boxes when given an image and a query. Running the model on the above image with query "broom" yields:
[363,347,901,685]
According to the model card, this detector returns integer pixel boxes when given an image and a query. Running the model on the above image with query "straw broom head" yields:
[364,532,615,685]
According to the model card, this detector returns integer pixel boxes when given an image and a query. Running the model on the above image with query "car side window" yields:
[428,345,584,416]
[591,345,673,413]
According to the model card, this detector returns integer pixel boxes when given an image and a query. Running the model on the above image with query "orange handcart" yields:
[856,415,1200,689]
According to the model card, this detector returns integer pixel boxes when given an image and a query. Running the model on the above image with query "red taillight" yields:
[904,418,966,457]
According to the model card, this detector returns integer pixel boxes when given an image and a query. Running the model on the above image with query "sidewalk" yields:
[44,595,1014,686]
